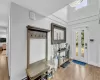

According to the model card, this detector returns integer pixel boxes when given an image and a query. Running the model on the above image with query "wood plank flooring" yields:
[52,62,100,80]
[0,50,9,80]
[0,50,100,80]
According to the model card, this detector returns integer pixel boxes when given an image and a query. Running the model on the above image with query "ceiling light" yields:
[69,0,83,7]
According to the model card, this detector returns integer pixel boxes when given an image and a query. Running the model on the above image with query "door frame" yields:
[72,25,89,63]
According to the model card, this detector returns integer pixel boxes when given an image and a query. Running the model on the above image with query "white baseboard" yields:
[70,56,74,60]
[96,63,100,67]
[70,57,100,67]
[88,61,98,67]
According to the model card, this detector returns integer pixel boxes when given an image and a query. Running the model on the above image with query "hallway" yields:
[0,50,9,80]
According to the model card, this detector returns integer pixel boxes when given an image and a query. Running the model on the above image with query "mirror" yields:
[51,23,66,44]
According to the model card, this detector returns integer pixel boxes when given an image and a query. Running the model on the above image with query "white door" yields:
[72,27,88,63]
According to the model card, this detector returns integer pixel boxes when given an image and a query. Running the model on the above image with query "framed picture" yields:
[51,23,66,44]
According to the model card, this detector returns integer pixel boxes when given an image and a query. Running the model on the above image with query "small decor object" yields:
[53,44,58,58]
[60,61,70,68]
[51,23,66,44]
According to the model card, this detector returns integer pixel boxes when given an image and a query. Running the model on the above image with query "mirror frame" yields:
[51,23,66,44]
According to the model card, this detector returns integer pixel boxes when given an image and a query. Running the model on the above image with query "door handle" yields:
[85,43,87,46]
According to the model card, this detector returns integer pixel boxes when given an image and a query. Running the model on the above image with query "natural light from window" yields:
[75,0,87,10]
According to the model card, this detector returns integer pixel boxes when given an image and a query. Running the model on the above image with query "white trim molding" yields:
[88,61,98,67]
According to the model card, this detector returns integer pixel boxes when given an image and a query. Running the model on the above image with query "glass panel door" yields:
[73,28,88,63]
[81,30,84,57]
[76,32,78,56]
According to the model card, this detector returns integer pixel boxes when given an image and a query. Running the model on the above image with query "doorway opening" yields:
[0,27,9,80]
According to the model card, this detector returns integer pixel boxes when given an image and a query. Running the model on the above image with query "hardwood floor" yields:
[0,50,9,80]
[0,50,100,80]
[52,62,100,80]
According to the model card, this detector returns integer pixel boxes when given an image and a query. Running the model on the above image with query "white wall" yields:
[69,19,100,66]
[67,0,100,66]
[30,39,46,64]
[0,34,6,38]
[10,3,67,80]
[67,3,100,67]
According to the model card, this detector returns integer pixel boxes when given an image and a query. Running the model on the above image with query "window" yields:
[76,0,87,10]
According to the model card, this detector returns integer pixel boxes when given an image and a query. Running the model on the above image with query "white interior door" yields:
[72,27,88,63]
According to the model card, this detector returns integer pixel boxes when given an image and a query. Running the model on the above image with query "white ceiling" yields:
[11,0,74,16]
[0,0,74,27]
[53,6,68,22]
[0,0,10,27]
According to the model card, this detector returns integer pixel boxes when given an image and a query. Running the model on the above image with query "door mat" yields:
[72,60,86,66]
[60,61,70,68]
